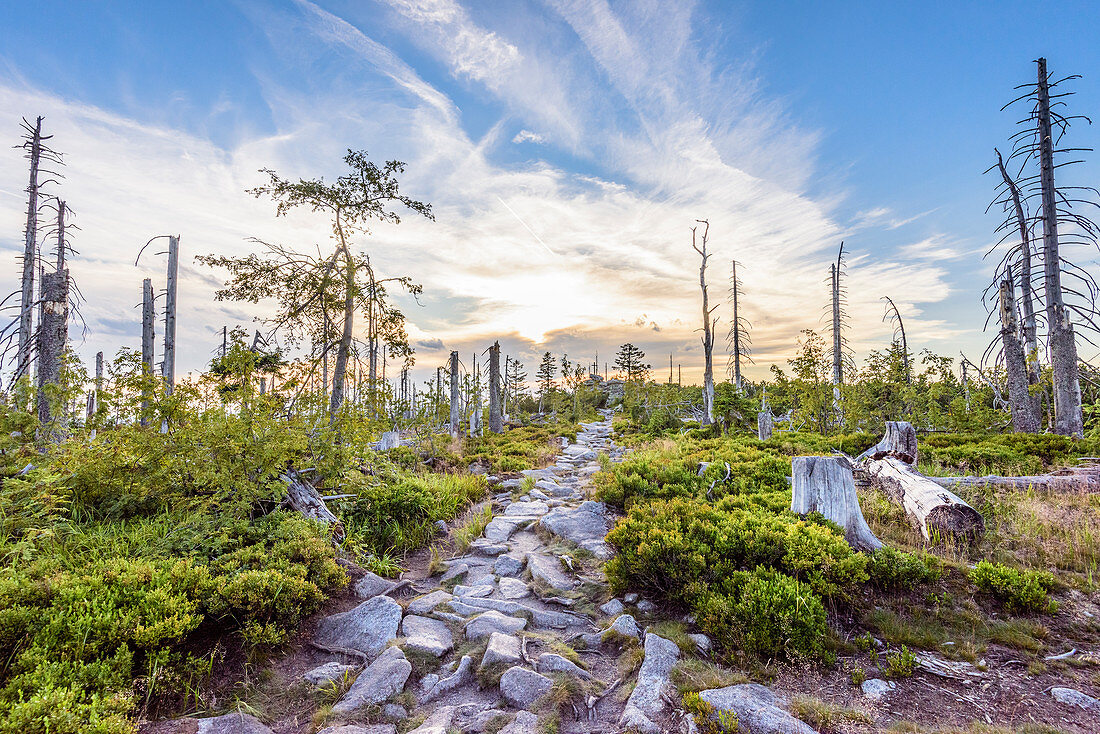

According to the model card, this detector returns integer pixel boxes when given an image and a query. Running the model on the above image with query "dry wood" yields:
[863,457,985,541]
[692,220,717,426]
[998,277,1039,432]
[141,278,155,427]
[927,471,1099,493]
[16,117,43,382]
[488,341,503,433]
[280,467,345,541]
[36,269,68,439]
[791,456,882,551]
[858,420,918,465]
[163,235,178,394]
[449,350,461,436]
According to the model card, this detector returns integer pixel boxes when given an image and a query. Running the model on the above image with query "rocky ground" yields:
[144,410,1100,734]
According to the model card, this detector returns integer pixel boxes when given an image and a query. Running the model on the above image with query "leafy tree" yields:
[506,358,528,410]
[198,150,431,421]
[536,351,556,411]
[614,343,650,382]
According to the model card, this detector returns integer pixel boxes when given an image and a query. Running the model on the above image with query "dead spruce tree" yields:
[200,151,430,421]
[725,259,752,390]
[692,219,718,426]
[35,197,76,439]
[448,350,461,435]
[998,275,1041,431]
[994,58,1100,436]
[488,341,503,433]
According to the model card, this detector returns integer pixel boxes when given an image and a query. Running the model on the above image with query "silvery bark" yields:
[162,235,178,394]
[16,117,43,382]
[994,148,1040,382]
[488,341,503,433]
[1036,57,1083,436]
[998,278,1039,432]
[141,278,155,427]
[36,269,68,439]
[449,350,460,435]
[791,456,882,551]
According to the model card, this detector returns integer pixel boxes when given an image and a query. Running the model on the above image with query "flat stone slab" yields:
[459,596,579,630]
[196,714,274,734]
[318,725,397,734]
[604,614,641,641]
[699,684,816,734]
[861,678,895,700]
[494,553,526,577]
[407,589,453,615]
[539,502,613,558]
[471,538,510,555]
[620,634,680,733]
[504,500,549,516]
[333,647,412,715]
[500,666,554,711]
[499,711,538,734]
[314,595,402,659]
[1052,687,1100,710]
[407,705,457,734]
[420,655,475,703]
[537,653,590,680]
[401,614,453,657]
[303,661,358,687]
[481,632,522,671]
[466,610,528,640]
[534,479,573,497]
[484,516,533,543]
[498,577,531,599]
[354,571,396,599]
[454,582,494,598]
[526,553,574,591]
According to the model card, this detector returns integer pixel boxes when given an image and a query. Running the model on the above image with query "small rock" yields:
[440,562,469,584]
[600,599,624,616]
[636,599,657,614]
[499,666,554,711]
[1051,687,1100,710]
[688,633,712,654]
[537,653,591,680]
[495,553,526,577]
[382,703,408,721]
[504,500,549,516]
[535,479,572,497]
[466,610,527,640]
[698,684,815,734]
[861,678,895,700]
[624,592,639,604]
[498,577,531,599]
[420,655,476,703]
[528,488,551,501]
[465,709,512,732]
[407,590,453,615]
[470,538,510,556]
[481,632,522,671]
[500,710,539,734]
[314,596,402,660]
[401,615,454,657]
[196,713,274,734]
[434,519,448,533]
[302,661,357,687]
[333,647,412,714]
[407,705,457,734]
[619,634,680,733]
[526,552,574,591]
[317,725,397,734]
[454,583,494,598]
[604,614,641,641]
[354,571,395,599]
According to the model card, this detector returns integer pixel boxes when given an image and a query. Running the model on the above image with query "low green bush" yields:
[866,547,943,590]
[969,561,1057,614]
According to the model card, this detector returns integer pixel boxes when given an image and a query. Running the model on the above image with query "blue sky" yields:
[2,0,1099,382]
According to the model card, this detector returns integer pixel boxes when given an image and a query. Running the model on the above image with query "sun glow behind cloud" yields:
[0,0,966,384]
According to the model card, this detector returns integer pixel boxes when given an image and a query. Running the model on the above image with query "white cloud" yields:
[511,129,545,144]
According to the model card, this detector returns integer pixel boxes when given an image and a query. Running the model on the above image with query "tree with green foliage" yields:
[536,351,556,412]
[614,343,650,382]
[198,150,431,421]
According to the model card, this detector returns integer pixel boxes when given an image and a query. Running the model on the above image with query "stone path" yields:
[169,410,814,734]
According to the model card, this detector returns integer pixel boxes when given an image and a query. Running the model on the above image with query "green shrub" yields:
[879,645,917,678]
[866,547,943,590]
[969,561,1057,614]
[692,568,829,661]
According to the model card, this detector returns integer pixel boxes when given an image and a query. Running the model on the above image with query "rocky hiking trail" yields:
[145,410,812,734]
[138,412,1100,734]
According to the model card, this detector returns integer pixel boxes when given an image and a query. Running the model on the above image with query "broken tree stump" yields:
[863,457,984,542]
[791,456,883,551]
[280,468,345,541]
[858,420,918,465]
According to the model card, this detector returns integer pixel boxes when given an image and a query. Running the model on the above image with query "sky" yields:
[2,0,1100,386]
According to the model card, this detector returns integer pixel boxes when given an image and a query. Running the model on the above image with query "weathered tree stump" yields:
[863,458,984,542]
[858,420,918,465]
[281,468,345,541]
[757,410,773,441]
[791,456,882,551]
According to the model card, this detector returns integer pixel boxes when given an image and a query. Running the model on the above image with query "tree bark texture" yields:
[998,278,1040,432]
[16,117,42,382]
[141,278,155,427]
[488,342,502,433]
[791,456,882,551]
[863,457,985,542]
[281,468,344,541]
[36,269,68,437]
[858,420,919,466]
[449,350,461,436]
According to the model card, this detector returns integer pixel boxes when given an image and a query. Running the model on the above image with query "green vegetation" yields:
[969,561,1057,614]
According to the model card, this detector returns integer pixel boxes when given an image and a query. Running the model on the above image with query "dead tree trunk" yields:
[791,456,882,551]
[163,236,178,396]
[858,420,919,466]
[280,468,344,541]
[449,350,460,436]
[831,263,843,387]
[863,457,985,542]
[141,278,155,427]
[36,269,68,439]
[488,342,503,433]
[16,117,43,384]
[692,220,717,426]
[994,148,1040,383]
[1037,57,1083,437]
[999,277,1040,432]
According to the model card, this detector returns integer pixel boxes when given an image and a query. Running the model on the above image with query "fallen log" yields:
[927,472,1100,493]
[857,420,918,465]
[791,456,883,551]
[863,457,984,542]
[280,467,345,541]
